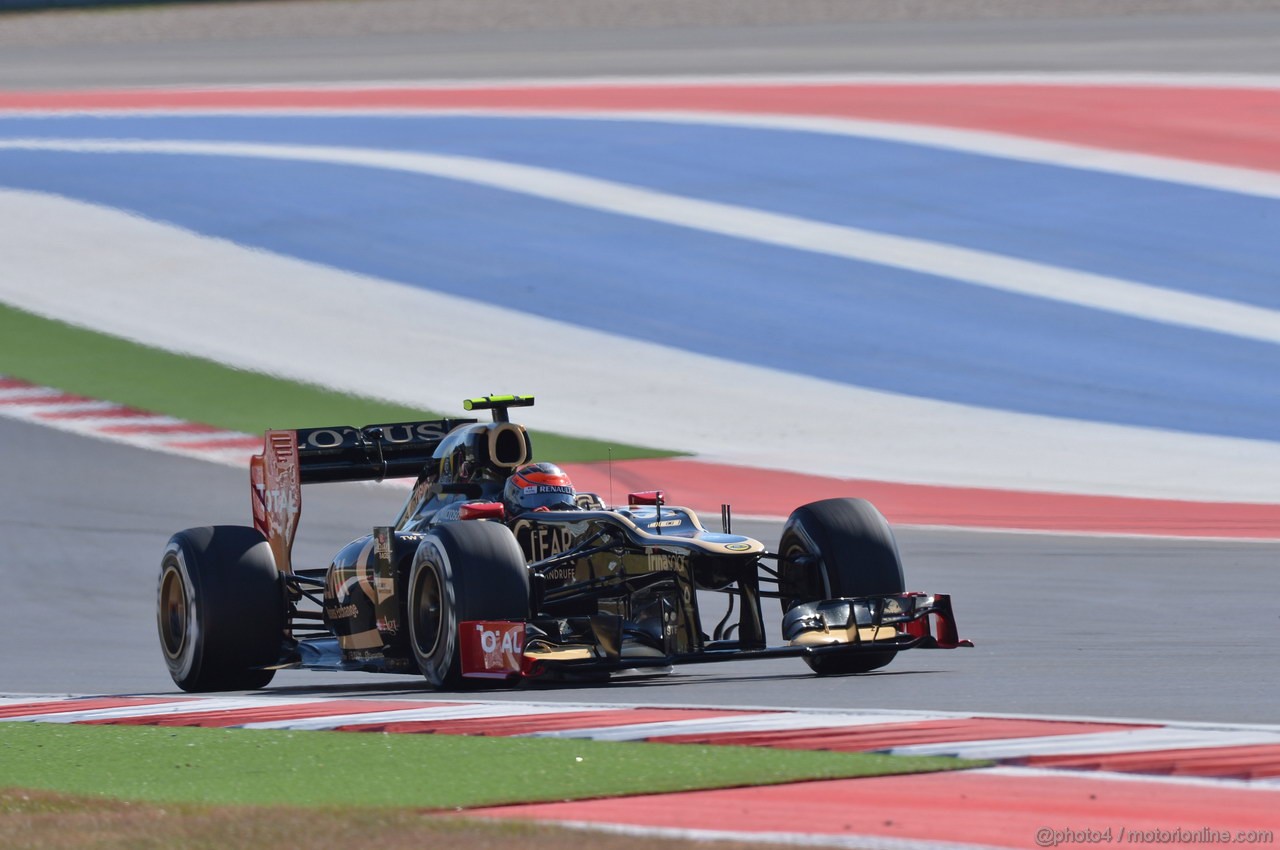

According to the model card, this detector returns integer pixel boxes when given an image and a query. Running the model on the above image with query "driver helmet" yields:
[504,463,577,515]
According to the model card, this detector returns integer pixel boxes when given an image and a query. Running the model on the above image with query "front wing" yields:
[458,592,971,680]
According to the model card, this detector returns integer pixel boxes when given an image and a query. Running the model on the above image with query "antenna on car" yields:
[608,447,614,508]
[463,394,535,424]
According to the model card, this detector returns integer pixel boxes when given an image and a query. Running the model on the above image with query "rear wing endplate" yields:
[250,418,471,572]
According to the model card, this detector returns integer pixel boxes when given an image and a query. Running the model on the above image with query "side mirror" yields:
[460,502,506,521]
[628,490,665,506]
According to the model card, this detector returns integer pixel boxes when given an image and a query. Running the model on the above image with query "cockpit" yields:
[395,419,533,532]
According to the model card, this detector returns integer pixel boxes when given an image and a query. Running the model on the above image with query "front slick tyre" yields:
[779,498,905,676]
[157,526,284,692]
[408,520,530,689]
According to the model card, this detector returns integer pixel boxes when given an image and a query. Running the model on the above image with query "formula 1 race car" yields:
[157,395,969,692]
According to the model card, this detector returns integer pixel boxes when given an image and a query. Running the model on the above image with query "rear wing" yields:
[250,418,472,572]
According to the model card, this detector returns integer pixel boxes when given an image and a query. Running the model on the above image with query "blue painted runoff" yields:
[0,147,1275,443]
[1,113,1277,311]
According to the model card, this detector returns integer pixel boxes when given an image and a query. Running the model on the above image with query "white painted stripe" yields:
[532,820,1010,850]
[526,711,957,741]
[163,436,252,446]
[547,109,1280,198]
[3,137,1276,345]
[0,695,86,711]
[978,765,1280,793]
[525,713,783,742]
[889,728,1280,760]
[813,706,1280,736]
[23,400,120,415]
[153,430,255,445]
[239,701,614,731]
[7,107,1277,198]
[239,710,467,731]
[32,412,162,428]
[88,416,188,429]
[1,696,291,723]
[376,108,1280,199]
[2,189,1277,503]
[162,445,257,464]
[0,386,64,402]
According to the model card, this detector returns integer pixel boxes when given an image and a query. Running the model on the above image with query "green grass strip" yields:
[0,303,677,462]
[0,723,982,809]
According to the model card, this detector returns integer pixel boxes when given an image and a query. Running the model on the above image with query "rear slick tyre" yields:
[157,525,284,692]
[778,498,905,676]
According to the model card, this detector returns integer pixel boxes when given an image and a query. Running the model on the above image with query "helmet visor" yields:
[514,484,577,511]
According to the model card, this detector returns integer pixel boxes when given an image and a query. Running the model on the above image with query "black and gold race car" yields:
[157,395,969,692]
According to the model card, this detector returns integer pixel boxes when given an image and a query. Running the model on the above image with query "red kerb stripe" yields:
[0,392,93,406]
[562,459,1280,539]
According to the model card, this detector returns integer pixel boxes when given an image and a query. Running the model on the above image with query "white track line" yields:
[433,109,1280,200]
[7,107,1278,199]
[2,189,1278,503]
[4,137,1277,344]
[529,820,1011,850]
[890,728,1280,760]
[0,386,67,402]
[239,701,617,731]
[526,711,958,742]
[977,765,1280,793]
[1,696,311,724]
[29,400,132,417]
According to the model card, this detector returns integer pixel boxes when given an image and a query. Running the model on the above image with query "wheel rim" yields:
[412,564,444,658]
[159,564,188,659]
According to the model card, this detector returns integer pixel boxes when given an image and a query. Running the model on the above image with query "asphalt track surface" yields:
[3,2,1279,724]
[6,415,1278,724]
[3,1,1280,87]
